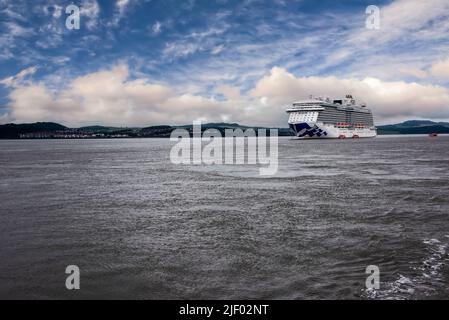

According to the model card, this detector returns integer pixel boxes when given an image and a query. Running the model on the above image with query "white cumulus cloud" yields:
[431,57,449,79]
[250,67,449,124]
[2,65,449,127]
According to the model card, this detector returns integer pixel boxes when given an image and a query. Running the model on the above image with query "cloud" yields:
[162,18,230,60]
[152,21,162,34]
[250,67,449,124]
[431,57,449,79]
[80,0,100,30]
[0,113,12,123]
[0,66,38,87]
[3,65,449,127]
[211,44,225,55]
[217,85,241,100]
[3,64,233,127]
[305,0,449,81]
[351,0,449,45]
[3,21,34,37]
[43,4,63,18]
[117,0,130,9]
[397,66,429,79]
[111,0,131,26]
[216,0,449,85]
[53,5,63,18]
[163,42,201,60]
[0,19,34,62]
[1,7,26,21]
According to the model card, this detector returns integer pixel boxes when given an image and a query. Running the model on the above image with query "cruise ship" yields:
[286,95,377,139]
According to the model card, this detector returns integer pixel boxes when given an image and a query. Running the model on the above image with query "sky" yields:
[1,0,449,127]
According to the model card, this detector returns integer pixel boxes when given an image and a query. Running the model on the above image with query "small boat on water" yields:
[429,133,438,137]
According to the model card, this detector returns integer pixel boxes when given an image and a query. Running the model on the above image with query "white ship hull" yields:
[289,122,377,139]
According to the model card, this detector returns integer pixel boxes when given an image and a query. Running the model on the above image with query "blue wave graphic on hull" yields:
[290,123,328,137]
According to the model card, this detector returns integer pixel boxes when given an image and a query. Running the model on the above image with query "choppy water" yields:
[0,136,448,300]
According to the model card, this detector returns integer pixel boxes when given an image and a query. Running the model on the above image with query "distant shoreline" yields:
[1,120,449,139]
[2,133,449,141]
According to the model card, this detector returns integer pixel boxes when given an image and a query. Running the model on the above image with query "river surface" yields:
[0,136,448,299]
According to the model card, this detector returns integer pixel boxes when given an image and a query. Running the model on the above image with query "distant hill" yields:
[140,125,174,137]
[78,125,123,132]
[0,122,67,139]
[400,120,439,127]
[377,120,449,134]
[0,121,294,139]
